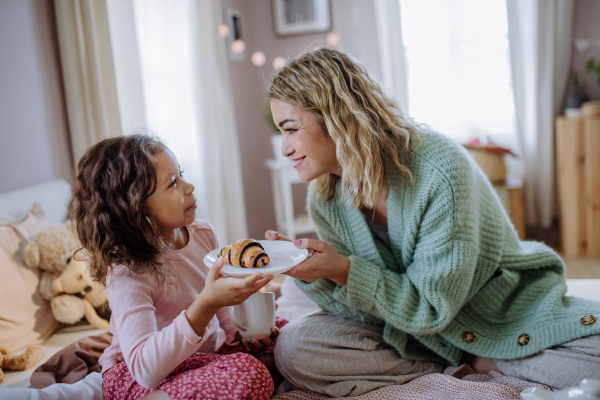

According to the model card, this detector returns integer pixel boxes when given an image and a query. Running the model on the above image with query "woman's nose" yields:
[282,135,293,158]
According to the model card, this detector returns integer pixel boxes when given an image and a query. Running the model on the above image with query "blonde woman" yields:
[266,48,600,397]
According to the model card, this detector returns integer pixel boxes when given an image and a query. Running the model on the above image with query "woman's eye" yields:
[286,128,296,134]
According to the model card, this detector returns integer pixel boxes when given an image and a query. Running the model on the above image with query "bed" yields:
[1,179,599,399]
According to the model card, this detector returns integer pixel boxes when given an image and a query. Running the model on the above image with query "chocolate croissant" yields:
[218,239,270,268]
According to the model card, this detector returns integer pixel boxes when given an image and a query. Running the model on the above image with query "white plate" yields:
[203,240,308,278]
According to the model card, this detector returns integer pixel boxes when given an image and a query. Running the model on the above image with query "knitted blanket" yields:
[273,364,551,400]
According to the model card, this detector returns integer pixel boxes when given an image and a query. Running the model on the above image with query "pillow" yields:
[0,203,59,352]
[0,179,71,226]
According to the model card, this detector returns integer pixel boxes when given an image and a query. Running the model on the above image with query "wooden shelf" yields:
[556,115,600,257]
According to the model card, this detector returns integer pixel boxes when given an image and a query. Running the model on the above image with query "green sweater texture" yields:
[297,130,600,366]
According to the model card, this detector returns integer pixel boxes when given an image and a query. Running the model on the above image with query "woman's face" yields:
[270,99,340,182]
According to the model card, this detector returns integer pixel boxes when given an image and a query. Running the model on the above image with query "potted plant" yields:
[565,71,589,110]
[586,57,600,85]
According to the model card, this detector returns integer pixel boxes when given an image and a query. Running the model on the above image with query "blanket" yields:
[29,332,111,389]
[272,365,552,400]
[29,334,551,399]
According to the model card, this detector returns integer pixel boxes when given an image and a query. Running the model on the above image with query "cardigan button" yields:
[517,334,529,346]
[462,331,476,343]
[581,315,596,325]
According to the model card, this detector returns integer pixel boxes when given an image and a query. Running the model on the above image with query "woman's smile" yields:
[292,156,305,168]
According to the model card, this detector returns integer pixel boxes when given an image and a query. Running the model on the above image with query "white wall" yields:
[0,0,72,193]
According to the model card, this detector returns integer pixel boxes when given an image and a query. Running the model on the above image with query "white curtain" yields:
[53,0,145,163]
[506,0,574,228]
[53,0,122,163]
[133,0,247,244]
[374,0,410,116]
[189,0,248,244]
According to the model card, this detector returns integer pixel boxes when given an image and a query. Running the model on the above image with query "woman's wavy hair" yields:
[70,134,171,287]
[268,48,421,208]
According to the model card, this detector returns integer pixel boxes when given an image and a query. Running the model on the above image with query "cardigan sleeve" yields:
[294,205,380,324]
[300,169,486,336]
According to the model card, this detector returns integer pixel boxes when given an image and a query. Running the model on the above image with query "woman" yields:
[265,48,600,397]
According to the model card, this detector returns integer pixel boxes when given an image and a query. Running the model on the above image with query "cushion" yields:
[0,179,71,226]
[0,203,59,352]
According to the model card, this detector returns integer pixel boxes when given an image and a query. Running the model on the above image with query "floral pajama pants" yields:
[102,318,287,400]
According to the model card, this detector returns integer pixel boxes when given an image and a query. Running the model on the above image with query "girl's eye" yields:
[169,178,177,188]
[179,169,184,177]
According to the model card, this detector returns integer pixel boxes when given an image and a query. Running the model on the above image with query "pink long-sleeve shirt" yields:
[99,220,238,389]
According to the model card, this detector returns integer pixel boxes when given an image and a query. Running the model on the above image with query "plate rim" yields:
[203,240,308,276]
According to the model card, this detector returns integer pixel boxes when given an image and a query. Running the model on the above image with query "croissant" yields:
[218,239,270,268]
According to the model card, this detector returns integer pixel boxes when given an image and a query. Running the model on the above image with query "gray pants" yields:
[274,311,443,397]
[276,311,600,397]
[494,334,600,390]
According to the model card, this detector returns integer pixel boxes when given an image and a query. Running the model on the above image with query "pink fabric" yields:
[99,220,240,389]
[273,364,552,400]
[103,319,288,400]
[102,351,273,400]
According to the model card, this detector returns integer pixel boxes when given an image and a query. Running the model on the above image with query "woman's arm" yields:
[290,176,486,336]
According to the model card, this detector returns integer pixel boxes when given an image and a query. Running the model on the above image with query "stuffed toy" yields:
[23,223,110,330]
[0,345,45,384]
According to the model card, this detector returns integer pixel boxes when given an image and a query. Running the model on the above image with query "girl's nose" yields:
[185,181,195,195]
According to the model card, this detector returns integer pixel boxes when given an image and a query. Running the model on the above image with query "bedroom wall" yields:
[0,0,72,193]
[570,0,600,102]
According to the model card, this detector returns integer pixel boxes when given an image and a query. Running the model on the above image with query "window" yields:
[399,0,515,143]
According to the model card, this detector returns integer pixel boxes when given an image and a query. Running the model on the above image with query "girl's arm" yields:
[108,267,214,389]
[110,259,271,390]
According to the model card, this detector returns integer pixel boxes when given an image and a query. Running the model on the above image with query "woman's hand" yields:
[264,230,350,285]
[236,327,280,353]
[199,257,274,309]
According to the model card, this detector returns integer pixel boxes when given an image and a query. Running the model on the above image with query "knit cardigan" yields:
[297,130,600,366]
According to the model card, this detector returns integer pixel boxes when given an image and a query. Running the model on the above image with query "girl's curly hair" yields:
[70,134,171,286]
[268,48,421,209]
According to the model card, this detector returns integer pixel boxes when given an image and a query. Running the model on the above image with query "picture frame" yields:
[272,0,331,36]
[226,8,245,61]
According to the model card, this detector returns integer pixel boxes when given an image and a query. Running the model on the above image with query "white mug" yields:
[228,292,276,339]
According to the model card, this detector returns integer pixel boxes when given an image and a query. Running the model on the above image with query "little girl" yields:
[70,135,286,400]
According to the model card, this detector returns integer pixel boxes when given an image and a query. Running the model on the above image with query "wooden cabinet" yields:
[556,116,600,257]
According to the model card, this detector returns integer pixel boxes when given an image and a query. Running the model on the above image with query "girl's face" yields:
[145,148,197,235]
[271,98,340,182]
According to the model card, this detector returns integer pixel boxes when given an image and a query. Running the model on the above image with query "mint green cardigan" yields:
[297,130,600,366]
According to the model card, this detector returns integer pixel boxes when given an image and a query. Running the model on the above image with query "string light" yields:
[218,25,229,37]
[327,33,340,46]
[272,57,286,70]
[251,52,266,66]
[231,39,245,54]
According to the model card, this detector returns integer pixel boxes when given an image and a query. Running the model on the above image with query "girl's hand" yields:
[236,327,280,353]
[264,231,350,285]
[199,257,274,309]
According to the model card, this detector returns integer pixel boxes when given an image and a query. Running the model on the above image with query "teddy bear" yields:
[0,345,45,384]
[23,223,110,330]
